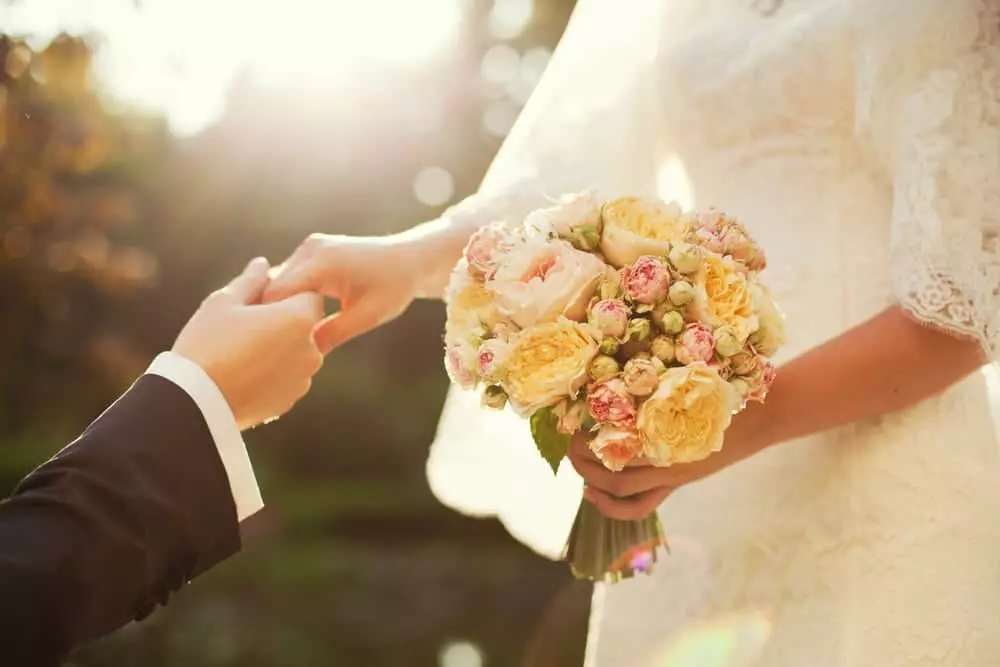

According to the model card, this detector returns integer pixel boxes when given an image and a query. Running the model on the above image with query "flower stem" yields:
[565,500,667,583]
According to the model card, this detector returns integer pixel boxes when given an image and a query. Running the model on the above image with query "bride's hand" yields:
[567,432,731,521]
[263,233,427,353]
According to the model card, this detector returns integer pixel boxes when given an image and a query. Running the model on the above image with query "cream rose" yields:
[690,253,759,343]
[524,190,603,251]
[445,267,504,340]
[599,196,691,268]
[488,237,605,328]
[502,318,599,415]
[638,363,735,466]
[748,278,787,357]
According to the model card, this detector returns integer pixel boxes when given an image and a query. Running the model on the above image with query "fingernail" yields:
[247,256,269,271]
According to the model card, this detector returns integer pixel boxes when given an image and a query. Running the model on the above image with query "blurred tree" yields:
[0,34,167,444]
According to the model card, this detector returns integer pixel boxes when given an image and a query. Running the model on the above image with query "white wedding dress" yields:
[428,0,1000,664]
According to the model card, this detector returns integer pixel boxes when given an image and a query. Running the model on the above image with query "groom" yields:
[0,258,325,666]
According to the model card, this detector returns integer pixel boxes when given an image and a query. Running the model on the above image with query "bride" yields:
[267,0,1000,664]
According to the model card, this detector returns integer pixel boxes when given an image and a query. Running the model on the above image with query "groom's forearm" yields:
[727,306,985,455]
[0,376,241,664]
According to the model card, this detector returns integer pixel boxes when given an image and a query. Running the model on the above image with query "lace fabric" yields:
[855,0,1000,356]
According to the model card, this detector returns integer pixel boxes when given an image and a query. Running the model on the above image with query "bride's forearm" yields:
[727,307,986,457]
[394,216,479,300]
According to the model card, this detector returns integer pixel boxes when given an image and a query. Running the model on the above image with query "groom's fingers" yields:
[219,257,271,305]
[313,300,381,354]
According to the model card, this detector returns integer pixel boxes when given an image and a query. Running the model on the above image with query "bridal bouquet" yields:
[443,191,786,582]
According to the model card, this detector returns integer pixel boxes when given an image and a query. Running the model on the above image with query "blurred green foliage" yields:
[0,2,591,666]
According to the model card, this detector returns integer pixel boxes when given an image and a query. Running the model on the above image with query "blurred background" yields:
[0,1,593,665]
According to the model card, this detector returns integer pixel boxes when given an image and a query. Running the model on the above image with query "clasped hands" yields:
[176,233,735,519]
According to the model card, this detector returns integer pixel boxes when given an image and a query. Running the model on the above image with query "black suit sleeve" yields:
[0,374,243,666]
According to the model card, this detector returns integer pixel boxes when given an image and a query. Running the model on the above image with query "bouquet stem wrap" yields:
[567,502,666,582]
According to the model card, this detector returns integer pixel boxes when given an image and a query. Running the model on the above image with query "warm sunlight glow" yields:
[1,0,465,134]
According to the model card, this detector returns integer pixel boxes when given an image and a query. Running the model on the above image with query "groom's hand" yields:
[173,257,326,430]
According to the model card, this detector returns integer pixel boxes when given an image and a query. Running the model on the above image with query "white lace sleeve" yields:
[427,0,671,559]
[856,0,1000,354]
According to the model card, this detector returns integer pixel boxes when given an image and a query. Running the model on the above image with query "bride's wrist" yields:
[392,217,472,300]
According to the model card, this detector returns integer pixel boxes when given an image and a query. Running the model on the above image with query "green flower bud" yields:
[658,310,685,335]
[650,335,676,362]
[668,242,703,274]
[668,280,696,306]
[713,326,743,357]
[481,385,508,410]
[598,269,623,300]
[589,355,621,381]
[599,337,621,355]
[626,317,651,342]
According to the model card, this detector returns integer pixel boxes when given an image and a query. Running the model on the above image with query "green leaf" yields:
[530,406,572,474]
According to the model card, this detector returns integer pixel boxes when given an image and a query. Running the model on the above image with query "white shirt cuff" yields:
[146,351,264,522]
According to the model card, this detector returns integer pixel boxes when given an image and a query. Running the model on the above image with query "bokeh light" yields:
[439,640,485,667]
[488,0,534,40]
[414,166,456,207]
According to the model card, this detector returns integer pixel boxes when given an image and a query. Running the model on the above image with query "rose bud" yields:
[626,317,652,342]
[730,350,759,376]
[481,384,508,410]
[587,377,638,428]
[650,334,676,362]
[598,267,624,300]
[658,310,685,335]
[464,222,510,280]
[747,358,777,403]
[623,357,662,396]
[477,338,511,380]
[553,398,587,435]
[623,256,671,305]
[675,322,716,365]
[589,354,621,381]
[668,242,703,274]
[713,325,743,357]
[589,298,630,339]
[600,337,621,355]
[668,280,696,306]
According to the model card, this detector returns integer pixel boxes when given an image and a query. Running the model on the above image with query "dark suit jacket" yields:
[0,375,243,666]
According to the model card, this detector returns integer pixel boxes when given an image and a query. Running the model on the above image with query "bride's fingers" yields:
[313,299,383,354]
[568,448,664,497]
[583,485,672,521]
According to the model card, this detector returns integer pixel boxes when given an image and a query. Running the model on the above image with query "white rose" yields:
[488,237,605,328]
[524,190,603,251]
[749,278,787,357]
[599,196,691,268]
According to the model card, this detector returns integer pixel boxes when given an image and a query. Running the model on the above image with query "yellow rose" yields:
[445,266,503,340]
[638,363,735,466]
[690,253,759,342]
[748,278,787,357]
[503,318,599,415]
[599,196,691,268]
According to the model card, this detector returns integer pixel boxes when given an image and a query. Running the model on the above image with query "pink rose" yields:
[488,238,605,328]
[622,357,661,396]
[722,227,767,271]
[675,322,716,365]
[588,298,630,339]
[694,225,726,254]
[464,222,510,280]
[476,338,510,380]
[589,427,643,472]
[587,377,637,429]
[747,358,777,403]
[622,256,671,305]
[444,339,478,389]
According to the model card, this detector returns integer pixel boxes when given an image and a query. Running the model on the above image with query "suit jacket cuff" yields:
[146,351,264,521]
